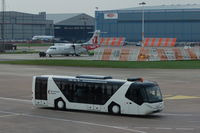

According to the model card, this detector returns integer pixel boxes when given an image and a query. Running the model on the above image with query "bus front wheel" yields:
[55,98,66,110]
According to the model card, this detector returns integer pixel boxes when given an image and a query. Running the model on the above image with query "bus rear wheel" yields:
[55,98,66,110]
[108,102,121,115]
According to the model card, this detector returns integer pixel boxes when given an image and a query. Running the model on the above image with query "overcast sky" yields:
[3,0,200,16]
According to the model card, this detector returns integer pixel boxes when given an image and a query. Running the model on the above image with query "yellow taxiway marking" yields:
[165,95,200,100]
[163,95,172,97]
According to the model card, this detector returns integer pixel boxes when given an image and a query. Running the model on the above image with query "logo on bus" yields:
[48,90,59,94]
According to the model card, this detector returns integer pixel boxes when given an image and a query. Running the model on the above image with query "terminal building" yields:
[0,11,54,40]
[47,13,95,42]
[96,4,200,42]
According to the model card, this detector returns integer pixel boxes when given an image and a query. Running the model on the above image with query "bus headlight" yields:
[146,102,164,111]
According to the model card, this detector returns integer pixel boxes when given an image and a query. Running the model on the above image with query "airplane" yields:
[32,35,54,41]
[44,30,101,57]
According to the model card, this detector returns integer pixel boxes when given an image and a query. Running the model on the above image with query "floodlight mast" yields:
[139,2,146,47]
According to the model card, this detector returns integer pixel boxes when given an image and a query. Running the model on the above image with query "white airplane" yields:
[45,30,101,57]
[32,35,54,41]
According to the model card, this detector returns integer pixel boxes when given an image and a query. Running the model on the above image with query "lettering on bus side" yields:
[53,78,125,105]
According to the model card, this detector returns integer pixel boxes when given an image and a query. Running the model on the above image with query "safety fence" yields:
[144,38,176,47]
[100,37,125,46]
[94,47,200,61]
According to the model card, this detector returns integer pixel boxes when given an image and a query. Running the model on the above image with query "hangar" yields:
[47,13,95,42]
[0,11,54,40]
[96,4,200,42]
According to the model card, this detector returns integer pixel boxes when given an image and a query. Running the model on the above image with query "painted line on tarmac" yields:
[0,97,32,103]
[0,110,197,132]
[165,95,200,100]
[158,113,193,117]
[176,128,194,131]
[0,110,146,133]
[189,120,200,123]
[0,114,20,118]
[23,114,147,133]
[0,97,197,118]
[155,127,172,130]
[134,127,150,129]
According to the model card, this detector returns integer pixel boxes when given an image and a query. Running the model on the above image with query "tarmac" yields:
[0,64,199,133]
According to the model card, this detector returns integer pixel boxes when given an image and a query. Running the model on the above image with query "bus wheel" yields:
[108,102,121,114]
[55,98,66,110]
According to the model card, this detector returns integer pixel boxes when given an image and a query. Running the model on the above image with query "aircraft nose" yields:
[46,49,51,54]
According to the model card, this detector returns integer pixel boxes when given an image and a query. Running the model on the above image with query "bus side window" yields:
[35,77,48,100]
[74,82,89,103]
[106,84,112,97]
[93,83,103,104]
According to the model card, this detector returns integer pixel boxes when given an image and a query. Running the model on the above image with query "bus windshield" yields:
[144,85,162,103]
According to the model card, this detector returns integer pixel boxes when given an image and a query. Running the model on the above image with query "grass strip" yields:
[0,60,200,69]
[0,51,39,54]
[16,43,53,47]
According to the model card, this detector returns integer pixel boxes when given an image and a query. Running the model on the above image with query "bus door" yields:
[92,83,104,112]
[35,77,48,106]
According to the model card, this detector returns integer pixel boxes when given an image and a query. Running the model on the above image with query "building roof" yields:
[121,4,200,11]
[0,11,46,18]
[46,13,95,26]
[99,4,200,13]
[46,13,81,24]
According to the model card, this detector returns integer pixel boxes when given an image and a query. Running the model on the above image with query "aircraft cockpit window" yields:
[50,47,56,50]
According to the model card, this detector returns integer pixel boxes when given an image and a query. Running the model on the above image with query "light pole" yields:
[1,0,5,52]
[139,2,146,47]
[95,7,99,31]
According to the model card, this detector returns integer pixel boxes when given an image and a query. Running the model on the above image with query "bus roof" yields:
[35,75,152,84]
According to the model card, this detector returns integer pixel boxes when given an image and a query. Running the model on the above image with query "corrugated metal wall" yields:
[96,9,200,42]
[0,12,54,40]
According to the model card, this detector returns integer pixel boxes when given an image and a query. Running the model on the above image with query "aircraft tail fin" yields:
[85,30,101,45]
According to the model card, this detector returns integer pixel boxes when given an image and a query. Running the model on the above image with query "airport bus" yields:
[32,75,164,115]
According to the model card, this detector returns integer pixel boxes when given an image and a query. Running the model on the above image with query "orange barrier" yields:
[110,37,117,46]
[157,38,163,47]
[157,49,168,60]
[100,38,104,44]
[101,48,112,60]
[186,48,198,60]
[144,38,150,47]
[100,37,125,46]
[94,47,199,61]
[164,38,170,47]
[144,38,177,47]
[137,48,150,61]
[171,38,176,47]
[119,48,130,61]
[117,37,124,46]
[105,38,110,45]
[173,48,183,60]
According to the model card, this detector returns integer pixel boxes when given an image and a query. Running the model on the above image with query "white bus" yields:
[32,75,164,115]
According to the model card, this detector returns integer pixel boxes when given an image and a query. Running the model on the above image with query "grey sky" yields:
[3,0,200,16]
